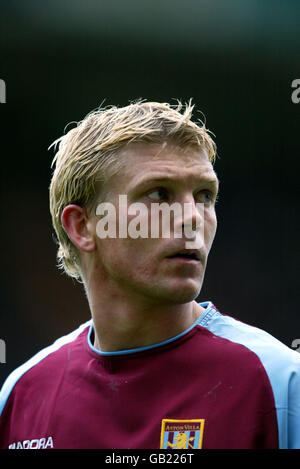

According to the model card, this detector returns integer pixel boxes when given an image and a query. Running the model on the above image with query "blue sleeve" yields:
[199,311,300,449]
[287,354,300,448]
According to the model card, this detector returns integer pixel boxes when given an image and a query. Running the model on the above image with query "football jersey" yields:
[0,301,299,449]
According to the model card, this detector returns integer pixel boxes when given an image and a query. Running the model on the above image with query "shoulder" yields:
[199,304,300,448]
[200,309,300,360]
[199,306,300,373]
[0,320,92,418]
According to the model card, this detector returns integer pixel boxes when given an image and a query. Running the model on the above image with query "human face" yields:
[91,142,219,304]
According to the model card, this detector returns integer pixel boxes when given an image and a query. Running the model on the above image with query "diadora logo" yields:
[160,419,205,449]
[8,436,54,449]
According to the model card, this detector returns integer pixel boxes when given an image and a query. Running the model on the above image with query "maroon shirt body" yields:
[0,303,286,449]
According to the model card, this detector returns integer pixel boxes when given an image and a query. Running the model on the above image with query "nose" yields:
[173,195,205,249]
[181,196,203,233]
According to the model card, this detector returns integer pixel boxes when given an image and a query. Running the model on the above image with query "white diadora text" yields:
[8,436,54,449]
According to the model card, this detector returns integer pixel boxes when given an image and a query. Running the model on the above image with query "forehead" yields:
[114,142,217,188]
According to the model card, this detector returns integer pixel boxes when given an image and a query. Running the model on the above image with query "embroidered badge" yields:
[160,419,205,449]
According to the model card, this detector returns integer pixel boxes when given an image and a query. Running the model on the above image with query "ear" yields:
[61,204,96,252]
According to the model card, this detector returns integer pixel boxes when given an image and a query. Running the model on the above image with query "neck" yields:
[84,277,205,353]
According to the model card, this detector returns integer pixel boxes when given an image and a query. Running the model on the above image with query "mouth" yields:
[165,249,201,263]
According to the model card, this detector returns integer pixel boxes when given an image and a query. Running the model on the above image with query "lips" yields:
[166,249,201,261]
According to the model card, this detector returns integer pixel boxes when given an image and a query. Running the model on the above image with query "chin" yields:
[151,280,202,304]
[170,288,201,304]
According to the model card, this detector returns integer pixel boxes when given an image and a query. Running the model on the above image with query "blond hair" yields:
[49,99,217,280]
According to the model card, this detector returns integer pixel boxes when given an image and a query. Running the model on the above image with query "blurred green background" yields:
[1,0,299,384]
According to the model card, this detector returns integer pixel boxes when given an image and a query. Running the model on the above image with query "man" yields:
[0,100,299,449]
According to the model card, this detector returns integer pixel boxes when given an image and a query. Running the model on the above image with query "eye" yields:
[147,187,169,201]
[195,190,215,204]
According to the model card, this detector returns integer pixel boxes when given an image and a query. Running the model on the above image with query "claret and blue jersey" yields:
[0,301,299,449]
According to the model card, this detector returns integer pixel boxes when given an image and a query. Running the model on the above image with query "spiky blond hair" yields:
[49,99,217,280]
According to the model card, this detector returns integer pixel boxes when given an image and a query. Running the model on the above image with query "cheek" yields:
[204,209,217,248]
[96,236,157,280]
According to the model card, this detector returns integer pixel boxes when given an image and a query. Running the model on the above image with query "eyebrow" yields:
[130,173,219,192]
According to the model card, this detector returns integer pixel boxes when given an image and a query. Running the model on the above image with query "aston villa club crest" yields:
[160,419,205,449]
